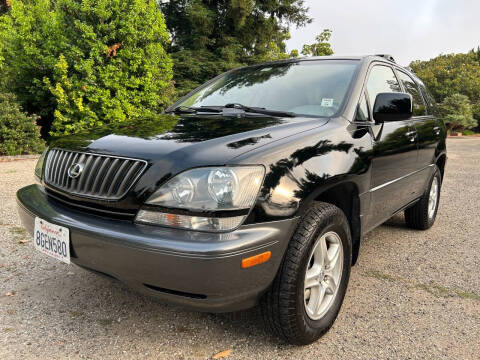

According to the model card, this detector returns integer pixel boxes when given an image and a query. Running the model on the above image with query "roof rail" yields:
[375,54,396,63]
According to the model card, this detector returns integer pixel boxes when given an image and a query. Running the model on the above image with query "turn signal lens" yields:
[241,251,271,269]
[135,210,246,232]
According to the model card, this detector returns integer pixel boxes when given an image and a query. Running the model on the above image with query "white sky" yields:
[286,0,480,66]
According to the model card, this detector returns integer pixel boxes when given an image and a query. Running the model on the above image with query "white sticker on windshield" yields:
[321,98,334,107]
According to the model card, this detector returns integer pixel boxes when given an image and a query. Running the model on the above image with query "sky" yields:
[286,0,480,66]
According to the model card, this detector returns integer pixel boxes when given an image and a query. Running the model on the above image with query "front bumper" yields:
[17,185,297,312]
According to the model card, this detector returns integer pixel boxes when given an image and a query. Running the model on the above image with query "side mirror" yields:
[373,92,412,123]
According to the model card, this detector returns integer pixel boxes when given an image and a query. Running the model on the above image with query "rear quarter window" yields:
[417,81,438,116]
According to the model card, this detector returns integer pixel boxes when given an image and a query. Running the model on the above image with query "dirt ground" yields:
[1,138,479,359]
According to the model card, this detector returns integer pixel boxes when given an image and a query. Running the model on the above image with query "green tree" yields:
[0,0,63,136]
[410,51,480,103]
[440,93,476,131]
[0,93,44,155]
[45,0,173,136]
[0,0,173,137]
[160,0,312,96]
[473,103,480,124]
[411,50,480,130]
[301,29,333,57]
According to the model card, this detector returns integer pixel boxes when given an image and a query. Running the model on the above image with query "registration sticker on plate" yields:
[34,217,70,264]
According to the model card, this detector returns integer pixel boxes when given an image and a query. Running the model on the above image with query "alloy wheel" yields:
[304,231,344,320]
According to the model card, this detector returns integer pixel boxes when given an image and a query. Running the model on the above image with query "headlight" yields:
[35,148,48,181]
[135,166,265,232]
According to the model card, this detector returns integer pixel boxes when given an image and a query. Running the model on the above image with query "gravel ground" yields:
[1,139,479,359]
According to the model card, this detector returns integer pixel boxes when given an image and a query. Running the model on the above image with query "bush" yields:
[0,0,63,137]
[462,129,478,136]
[0,93,45,155]
[440,93,476,131]
[0,0,173,137]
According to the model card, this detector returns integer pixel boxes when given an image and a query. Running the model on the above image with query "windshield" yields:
[178,60,359,117]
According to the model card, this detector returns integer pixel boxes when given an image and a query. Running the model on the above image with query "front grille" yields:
[44,149,147,200]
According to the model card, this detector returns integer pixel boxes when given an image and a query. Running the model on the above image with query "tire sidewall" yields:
[296,212,352,340]
[426,167,442,228]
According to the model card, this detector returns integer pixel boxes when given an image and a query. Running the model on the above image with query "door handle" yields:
[405,130,417,142]
[433,126,441,135]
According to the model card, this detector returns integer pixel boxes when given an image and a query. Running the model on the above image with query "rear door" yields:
[366,64,418,228]
[396,70,440,190]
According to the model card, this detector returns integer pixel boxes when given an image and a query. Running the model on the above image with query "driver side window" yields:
[366,65,401,108]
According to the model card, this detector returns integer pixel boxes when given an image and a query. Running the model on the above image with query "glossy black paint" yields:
[372,92,412,123]
[46,114,327,214]
[43,55,446,258]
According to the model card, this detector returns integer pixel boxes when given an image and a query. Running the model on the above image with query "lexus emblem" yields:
[67,163,84,178]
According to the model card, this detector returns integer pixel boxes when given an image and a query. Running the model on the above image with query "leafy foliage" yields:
[0,0,173,137]
[0,93,45,155]
[472,102,480,123]
[410,49,480,129]
[439,93,476,131]
[410,50,480,103]
[301,29,333,57]
[45,0,174,136]
[160,0,312,96]
[0,0,63,136]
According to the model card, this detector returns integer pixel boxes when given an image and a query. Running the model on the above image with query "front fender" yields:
[234,118,374,224]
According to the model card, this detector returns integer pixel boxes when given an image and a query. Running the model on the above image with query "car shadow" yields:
[381,212,409,229]
[40,267,286,348]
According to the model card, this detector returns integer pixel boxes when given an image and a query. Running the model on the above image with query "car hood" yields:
[50,114,329,167]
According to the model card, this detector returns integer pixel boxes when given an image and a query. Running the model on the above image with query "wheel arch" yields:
[436,153,447,180]
[297,179,362,266]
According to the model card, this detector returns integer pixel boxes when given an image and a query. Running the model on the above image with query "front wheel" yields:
[261,202,352,345]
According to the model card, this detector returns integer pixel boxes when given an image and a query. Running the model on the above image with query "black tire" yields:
[260,202,352,345]
[404,166,442,230]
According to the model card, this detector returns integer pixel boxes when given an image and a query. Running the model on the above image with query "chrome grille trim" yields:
[44,149,148,200]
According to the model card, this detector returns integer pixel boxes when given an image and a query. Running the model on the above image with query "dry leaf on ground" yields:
[212,349,232,359]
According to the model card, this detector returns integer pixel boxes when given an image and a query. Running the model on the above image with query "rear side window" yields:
[366,65,402,109]
[417,82,437,116]
[397,71,426,116]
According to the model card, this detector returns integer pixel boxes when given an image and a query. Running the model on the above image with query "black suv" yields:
[17,55,446,344]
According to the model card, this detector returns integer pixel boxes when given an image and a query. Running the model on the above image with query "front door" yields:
[365,65,418,229]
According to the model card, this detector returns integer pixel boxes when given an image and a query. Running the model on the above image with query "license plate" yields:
[34,217,70,264]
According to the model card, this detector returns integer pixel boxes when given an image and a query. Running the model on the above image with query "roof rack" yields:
[375,54,396,63]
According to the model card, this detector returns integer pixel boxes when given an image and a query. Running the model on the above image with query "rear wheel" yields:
[261,202,352,345]
[405,166,441,230]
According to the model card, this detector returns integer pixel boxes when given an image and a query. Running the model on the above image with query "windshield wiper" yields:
[167,104,297,118]
[223,103,297,117]
[165,106,222,114]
